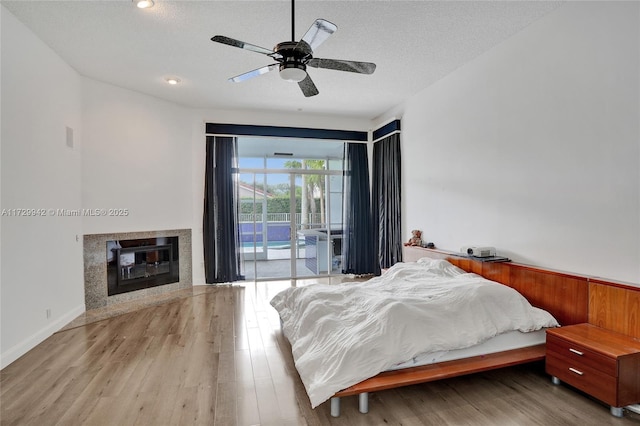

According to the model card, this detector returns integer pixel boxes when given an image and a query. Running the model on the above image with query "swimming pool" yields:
[242,241,295,249]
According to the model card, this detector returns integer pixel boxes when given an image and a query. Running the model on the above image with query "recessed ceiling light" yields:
[165,77,181,85]
[134,0,154,9]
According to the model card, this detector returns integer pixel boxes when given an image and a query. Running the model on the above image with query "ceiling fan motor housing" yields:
[275,41,311,82]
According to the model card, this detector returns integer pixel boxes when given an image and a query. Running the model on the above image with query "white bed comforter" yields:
[270,258,559,408]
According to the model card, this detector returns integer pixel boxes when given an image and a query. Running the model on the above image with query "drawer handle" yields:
[569,367,584,376]
[569,348,584,356]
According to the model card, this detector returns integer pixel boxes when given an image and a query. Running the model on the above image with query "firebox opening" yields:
[106,237,179,296]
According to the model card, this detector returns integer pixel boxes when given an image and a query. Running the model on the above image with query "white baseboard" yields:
[1,304,85,370]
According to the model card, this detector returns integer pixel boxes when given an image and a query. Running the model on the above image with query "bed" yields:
[270,256,561,416]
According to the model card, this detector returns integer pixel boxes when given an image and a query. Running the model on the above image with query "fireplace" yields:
[84,229,192,310]
[107,237,179,296]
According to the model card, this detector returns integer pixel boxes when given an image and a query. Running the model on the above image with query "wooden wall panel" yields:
[402,246,589,328]
[589,282,640,338]
[401,247,640,335]
[508,267,588,327]
[479,262,511,285]
[447,256,480,273]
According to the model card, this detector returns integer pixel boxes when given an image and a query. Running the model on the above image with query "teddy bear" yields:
[404,229,423,247]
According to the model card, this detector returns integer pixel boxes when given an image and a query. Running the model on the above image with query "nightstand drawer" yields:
[547,334,617,376]
[546,352,617,406]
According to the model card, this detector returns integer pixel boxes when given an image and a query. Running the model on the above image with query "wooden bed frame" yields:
[328,246,640,417]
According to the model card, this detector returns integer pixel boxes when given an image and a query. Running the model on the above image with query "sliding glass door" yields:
[237,138,344,280]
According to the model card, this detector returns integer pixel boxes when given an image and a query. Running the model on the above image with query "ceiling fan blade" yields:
[299,19,337,52]
[229,64,279,83]
[211,35,273,56]
[298,74,319,97]
[307,58,376,74]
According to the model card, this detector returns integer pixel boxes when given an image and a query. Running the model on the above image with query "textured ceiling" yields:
[2,1,561,120]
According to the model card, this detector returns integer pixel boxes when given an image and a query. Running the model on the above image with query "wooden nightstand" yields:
[546,323,640,417]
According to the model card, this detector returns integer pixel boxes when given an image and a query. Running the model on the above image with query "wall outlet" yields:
[46,308,52,319]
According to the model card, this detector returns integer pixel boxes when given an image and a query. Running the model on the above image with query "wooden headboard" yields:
[589,279,640,338]
[403,246,640,339]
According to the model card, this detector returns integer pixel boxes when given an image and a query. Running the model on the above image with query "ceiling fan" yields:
[211,0,376,97]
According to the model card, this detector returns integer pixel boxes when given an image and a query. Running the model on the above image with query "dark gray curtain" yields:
[342,143,377,275]
[372,133,402,269]
[203,136,244,283]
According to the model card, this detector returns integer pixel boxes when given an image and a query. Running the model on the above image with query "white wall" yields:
[377,2,640,284]
[1,6,84,368]
[81,79,194,235]
[1,7,198,367]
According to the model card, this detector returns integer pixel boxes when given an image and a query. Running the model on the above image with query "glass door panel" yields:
[238,172,264,282]
[238,172,292,280]
[328,173,344,273]
[258,172,292,279]
[295,171,343,276]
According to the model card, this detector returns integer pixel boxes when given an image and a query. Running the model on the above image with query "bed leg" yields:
[358,392,369,414]
[330,397,341,417]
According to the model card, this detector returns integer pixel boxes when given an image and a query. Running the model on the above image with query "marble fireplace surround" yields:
[84,229,192,310]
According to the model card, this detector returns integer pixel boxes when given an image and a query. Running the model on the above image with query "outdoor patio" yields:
[241,246,342,280]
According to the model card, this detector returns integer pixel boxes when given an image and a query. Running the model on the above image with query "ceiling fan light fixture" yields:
[279,64,307,83]
[134,0,154,9]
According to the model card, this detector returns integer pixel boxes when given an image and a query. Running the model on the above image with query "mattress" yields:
[271,258,559,407]
[388,328,547,371]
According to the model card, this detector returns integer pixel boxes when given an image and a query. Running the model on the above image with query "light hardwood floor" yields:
[2,280,640,426]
